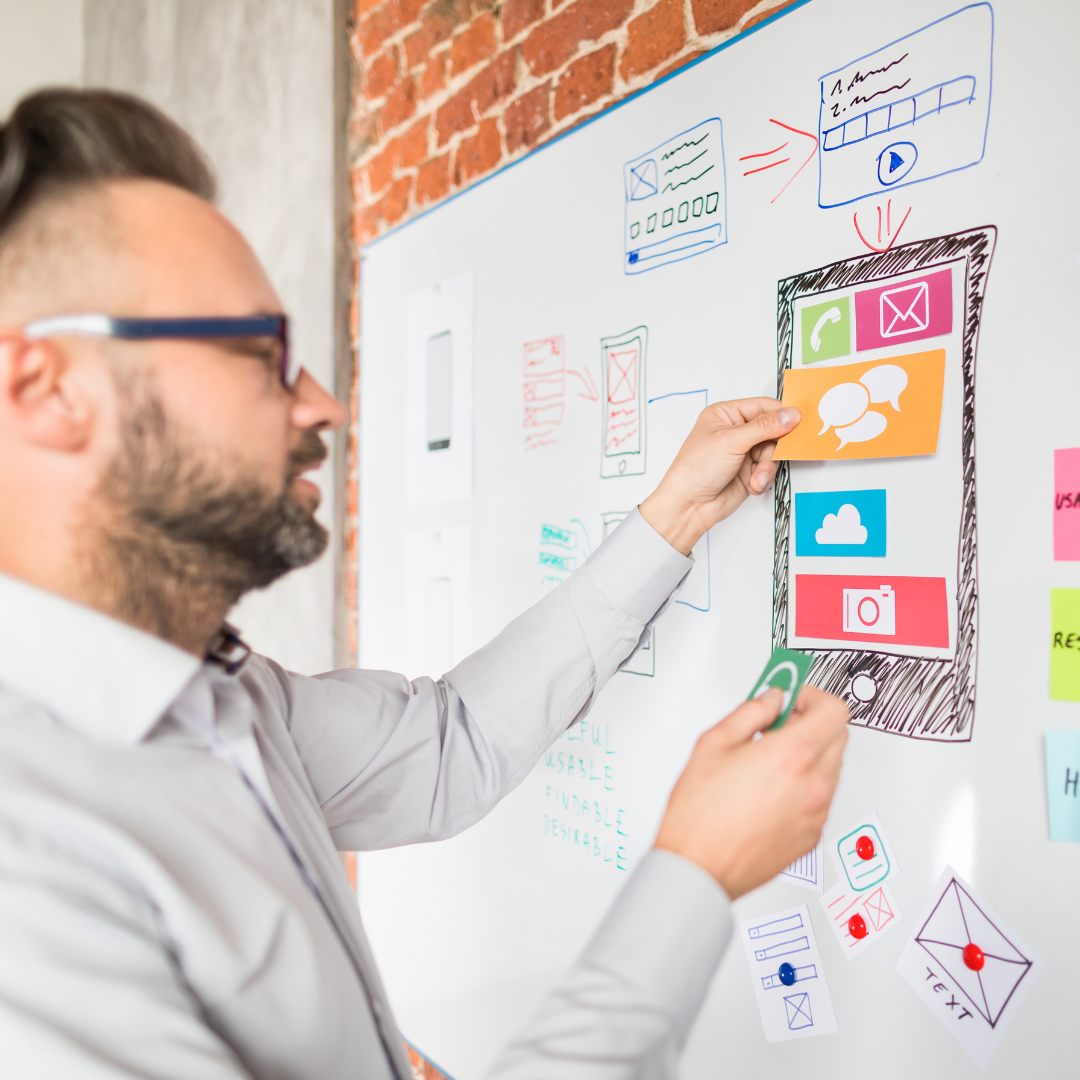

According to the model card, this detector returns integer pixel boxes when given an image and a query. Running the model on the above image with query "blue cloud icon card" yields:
[795,489,886,557]
[622,119,727,274]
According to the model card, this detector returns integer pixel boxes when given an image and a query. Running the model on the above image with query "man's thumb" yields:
[732,407,800,451]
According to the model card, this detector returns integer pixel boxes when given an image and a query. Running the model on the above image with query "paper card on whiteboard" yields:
[1053,448,1080,560]
[406,526,473,678]
[407,272,474,503]
[1046,730,1080,842]
[739,904,837,1042]
[779,833,824,894]
[896,866,1040,1068]
[1049,588,1080,701]
[819,879,902,959]
[827,812,901,893]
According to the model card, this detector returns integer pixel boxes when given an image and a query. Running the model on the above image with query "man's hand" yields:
[653,686,848,900]
[639,398,800,554]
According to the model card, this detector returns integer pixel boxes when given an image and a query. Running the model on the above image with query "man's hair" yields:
[0,88,216,240]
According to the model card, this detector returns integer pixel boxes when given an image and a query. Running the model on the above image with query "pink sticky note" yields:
[1054,448,1080,560]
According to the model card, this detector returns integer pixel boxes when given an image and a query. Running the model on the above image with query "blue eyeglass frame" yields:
[22,313,298,389]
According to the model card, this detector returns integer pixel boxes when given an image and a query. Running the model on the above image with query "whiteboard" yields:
[356,1,1080,1076]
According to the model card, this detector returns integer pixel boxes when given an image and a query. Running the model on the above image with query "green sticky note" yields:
[1046,731,1080,843]
[1050,589,1080,701]
[800,296,851,364]
[749,648,814,730]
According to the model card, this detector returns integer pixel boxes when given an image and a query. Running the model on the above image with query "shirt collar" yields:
[0,571,203,744]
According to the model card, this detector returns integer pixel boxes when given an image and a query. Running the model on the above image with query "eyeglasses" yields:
[22,313,299,389]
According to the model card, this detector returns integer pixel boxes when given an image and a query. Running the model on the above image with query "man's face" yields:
[78,181,347,605]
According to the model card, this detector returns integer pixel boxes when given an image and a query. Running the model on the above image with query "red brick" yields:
[450,13,497,75]
[504,83,551,153]
[453,117,503,186]
[418,51,448,98]
[403,0,472,67]
[553,43,615,121]
[435,49,517,146]
[353,200,382,246]
[362,46,400,98]
[655,47,707,81]
[354,0,384,17]
[415,153,451,204]
[357,0,425,57]
[619,0,685,80]
[743,0,799,31]
[522,0,632,77]
[379,175,413,226]
[501,0,545,41]
[381,75,417,131]
[690,0,757,37]
[349,105,380,157]
[395,115,431,167]
[364,143,396,196]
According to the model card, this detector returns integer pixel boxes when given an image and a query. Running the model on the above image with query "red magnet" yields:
[963,943,985,971]
[855,834,875,860]
[847,914,868,939]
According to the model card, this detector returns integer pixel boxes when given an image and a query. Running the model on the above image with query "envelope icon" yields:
[916,877,1033,1027]
[879,280,929,338]
[628,160,657,200]
[607,348,638,404]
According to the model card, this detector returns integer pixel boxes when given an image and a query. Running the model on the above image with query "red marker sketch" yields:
[739,119,819,203]
[853,198,912,252]
[523,336,565,451]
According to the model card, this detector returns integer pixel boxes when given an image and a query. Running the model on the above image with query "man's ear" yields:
[0,333,94,452]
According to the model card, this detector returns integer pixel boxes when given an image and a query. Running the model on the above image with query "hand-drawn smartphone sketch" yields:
[600,327,647,478]
[774,228,995,740]
[623,119,727,273]
[897,866,1040,1067]
[817,4,994,208]
[739,905,837,1042]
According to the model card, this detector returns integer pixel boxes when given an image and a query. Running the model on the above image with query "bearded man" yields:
[0,89,847,1079]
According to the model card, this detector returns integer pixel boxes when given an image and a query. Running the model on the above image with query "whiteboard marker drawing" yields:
[600,327,647,479]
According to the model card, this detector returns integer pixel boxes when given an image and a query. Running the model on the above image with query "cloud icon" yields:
[816,503,868,545]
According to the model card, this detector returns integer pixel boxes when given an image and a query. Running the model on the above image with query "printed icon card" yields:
[747,647,814,730]
[739,904,837,1042]
[896,866,1040,1067]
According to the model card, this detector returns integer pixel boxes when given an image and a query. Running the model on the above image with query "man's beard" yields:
[82,368,329,649]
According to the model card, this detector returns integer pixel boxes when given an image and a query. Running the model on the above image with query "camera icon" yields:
[842,584,896,636]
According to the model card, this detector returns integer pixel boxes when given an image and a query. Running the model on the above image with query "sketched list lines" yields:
[523,337,599,452]
[773,228,996,741]
[537,520,592,592]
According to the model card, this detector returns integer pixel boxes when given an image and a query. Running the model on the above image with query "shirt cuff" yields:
[582,849,732,1031]
[580,509,694,625]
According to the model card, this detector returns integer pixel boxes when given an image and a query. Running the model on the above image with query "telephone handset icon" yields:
[810,306,843,353]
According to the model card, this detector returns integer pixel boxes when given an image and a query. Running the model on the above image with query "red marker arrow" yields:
[853,198,912,252]
[739,119,819,204]
[567,367,598,402]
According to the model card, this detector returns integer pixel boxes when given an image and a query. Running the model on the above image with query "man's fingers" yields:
[721,406,801,459]
[711,688,784,744]
[748,441,778,495]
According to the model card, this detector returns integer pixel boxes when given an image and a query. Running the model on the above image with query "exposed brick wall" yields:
[347,0,799,246]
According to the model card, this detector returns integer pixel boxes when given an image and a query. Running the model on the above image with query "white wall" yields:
[0,0,84,117]
[84,0,347,675]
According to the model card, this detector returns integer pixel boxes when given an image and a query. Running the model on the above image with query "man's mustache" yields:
[287,431,328,480]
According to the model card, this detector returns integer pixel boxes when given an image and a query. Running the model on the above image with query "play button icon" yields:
[877,141,917,186]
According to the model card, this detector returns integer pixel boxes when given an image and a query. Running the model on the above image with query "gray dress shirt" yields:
[0,510,733,1079]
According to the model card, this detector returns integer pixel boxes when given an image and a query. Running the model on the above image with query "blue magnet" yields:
[778,962,796,986]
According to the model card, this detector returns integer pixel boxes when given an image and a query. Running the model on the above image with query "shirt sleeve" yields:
[488,850,733,1080]
[262,509,693,850]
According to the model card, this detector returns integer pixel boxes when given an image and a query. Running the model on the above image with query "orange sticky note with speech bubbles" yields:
[774,350,945,461]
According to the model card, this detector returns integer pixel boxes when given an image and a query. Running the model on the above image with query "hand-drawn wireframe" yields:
[623,119,727,274]
[779,833,824,893]
[817,4,993,208]
[774,228,996,740]
[740,904,837,1042]
[603,512,654,675]
[783,993,813,1031]
[739,119,819,204]
[896,866,1040,1067]
[538,520,592,591]
[600,327,647,478]
[820,879,902,960]
[523,336,565,451]
[827,811,901,891]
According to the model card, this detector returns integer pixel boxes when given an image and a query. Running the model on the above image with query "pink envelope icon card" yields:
[854,267,953,351]
[819,878,902,960]
[896,866,1041,1068]
[827,812,902,894]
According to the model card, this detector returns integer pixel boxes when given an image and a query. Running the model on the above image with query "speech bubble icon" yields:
[859,364,908,412]
[835,409,887,449]
[817,381,869,435]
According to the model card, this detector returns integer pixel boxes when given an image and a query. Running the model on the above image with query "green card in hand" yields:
[748,647,814,730]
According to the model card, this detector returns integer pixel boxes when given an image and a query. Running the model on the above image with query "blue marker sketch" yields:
[623,119,728,273]
[817,4,993,207]
[780,845,820,888]
[747,912,804,939]
[795,489,886,558]
[784,992,814,1030]
[762,964,818,990]
[754,936,809,962]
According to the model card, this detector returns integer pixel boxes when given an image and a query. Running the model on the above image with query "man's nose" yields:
[290,368,348,432]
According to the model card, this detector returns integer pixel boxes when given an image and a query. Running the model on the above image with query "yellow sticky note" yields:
[774,350,945,461]
[1050,589,1080,701]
